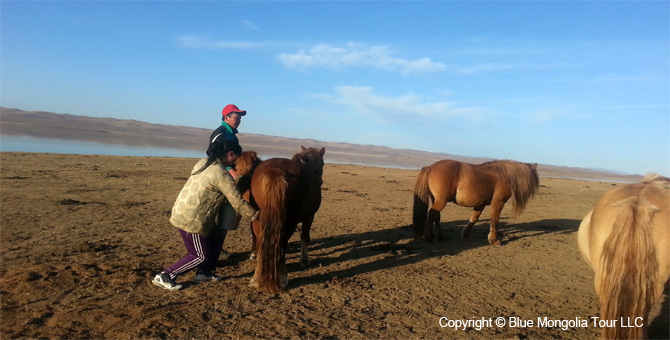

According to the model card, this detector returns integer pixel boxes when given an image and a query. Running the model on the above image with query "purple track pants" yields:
[163,228,225,280]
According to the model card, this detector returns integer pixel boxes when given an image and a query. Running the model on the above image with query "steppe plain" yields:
[1,152,668,339]
[0,108,666,339]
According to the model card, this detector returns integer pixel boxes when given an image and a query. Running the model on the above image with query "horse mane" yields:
[235,150,262,195]
[235,150,262,177]
[598,195,660,340]
[642,173,670,190]
[482,160,540,216]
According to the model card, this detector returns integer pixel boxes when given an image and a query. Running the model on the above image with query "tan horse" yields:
[413,159,539,245]
[247,146,325,294]
[578,173,670,340]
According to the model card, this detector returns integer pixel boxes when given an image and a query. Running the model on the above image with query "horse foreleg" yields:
[249,220,261,287]
[279,259,288,289]
[279,236,290,290]
[300,218,313,268]
[488,201,505,246]
[462,206,485,239]
[249,220,258,260]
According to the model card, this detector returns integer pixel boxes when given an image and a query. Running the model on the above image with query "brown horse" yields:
[577,173,670,340]
[234,150,263,257]
[247,146,325,294]
[413,159,539,245]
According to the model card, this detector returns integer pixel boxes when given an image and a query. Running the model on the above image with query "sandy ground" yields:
[0,152,667,339]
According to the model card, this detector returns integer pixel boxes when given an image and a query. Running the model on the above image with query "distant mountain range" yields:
[0,107,642,181]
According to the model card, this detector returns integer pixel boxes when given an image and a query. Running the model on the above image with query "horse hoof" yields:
[489,240,502,246]
[249,278,259,288]
[249,253,257,260]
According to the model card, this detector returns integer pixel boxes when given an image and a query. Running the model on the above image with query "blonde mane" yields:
[642,173,670,190]
[592,173,669,340]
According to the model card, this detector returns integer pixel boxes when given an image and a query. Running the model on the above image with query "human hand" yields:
[229,168,238,180]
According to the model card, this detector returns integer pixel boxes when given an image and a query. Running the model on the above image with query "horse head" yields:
[292,146,326,186]
[235,150,262,177]
[235,151,262,194]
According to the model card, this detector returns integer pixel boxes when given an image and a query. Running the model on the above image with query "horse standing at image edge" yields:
[413,159,539,245]
[237,146,325,294]
[578,173,670,340]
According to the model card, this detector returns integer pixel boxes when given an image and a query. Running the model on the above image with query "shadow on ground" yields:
[225,218,581,289]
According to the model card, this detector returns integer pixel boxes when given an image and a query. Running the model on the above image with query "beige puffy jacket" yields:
[170,158,257,236]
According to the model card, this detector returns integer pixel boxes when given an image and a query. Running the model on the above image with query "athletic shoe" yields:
[195,271,224,282]
[152,273,183,291]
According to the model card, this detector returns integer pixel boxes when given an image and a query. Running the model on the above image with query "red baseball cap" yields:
[222,104,247,116]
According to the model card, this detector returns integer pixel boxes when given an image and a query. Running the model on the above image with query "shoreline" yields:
[0,108,649,182]
[0,150,637,183]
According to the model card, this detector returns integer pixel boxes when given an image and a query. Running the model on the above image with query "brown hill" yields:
[0,107,641,181]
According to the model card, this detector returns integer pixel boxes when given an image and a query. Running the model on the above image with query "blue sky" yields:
[1,1,668,176]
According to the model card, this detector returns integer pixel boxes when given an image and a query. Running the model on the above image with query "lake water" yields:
[0,135,426,169]
[0,135,637,183]
[0,135,206,159]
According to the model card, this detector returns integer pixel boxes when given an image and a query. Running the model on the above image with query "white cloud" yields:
[241,20,261,32]
[277,42,447,75]
[451,63,523,75]
[318,85,479,121]
[522,110,563,125]
[176,35,268,50]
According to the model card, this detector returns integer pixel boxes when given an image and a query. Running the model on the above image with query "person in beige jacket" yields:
[152,139,258,291]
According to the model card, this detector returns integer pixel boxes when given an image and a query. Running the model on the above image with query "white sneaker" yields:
[195,272,224,282]
[152,273,183,291]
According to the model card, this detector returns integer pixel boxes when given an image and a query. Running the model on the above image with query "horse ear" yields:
[531,163,538,170]
[320,147,325,156]
[301,146,307,152]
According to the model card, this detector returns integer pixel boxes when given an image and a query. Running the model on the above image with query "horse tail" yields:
[256,169,288,294]
[599,196,660,340]
[413,166,432,238]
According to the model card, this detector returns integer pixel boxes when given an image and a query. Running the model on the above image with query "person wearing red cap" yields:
[209,104,246,153]
[208,104,248,259]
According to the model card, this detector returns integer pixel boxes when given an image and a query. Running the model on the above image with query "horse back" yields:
[251,158,321,223]
[429,160,498,206]
[427,160,462,201]
[591,181,670,276]
[589,182,669,252]
[583,177,670,339]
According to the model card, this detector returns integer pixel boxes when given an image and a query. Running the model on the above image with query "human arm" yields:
[215,170,258,219]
